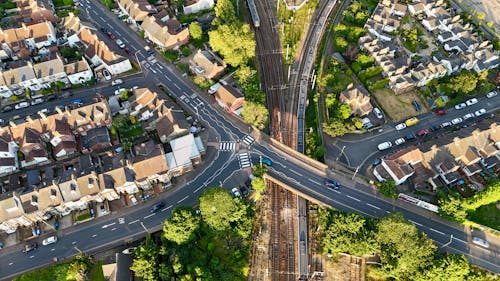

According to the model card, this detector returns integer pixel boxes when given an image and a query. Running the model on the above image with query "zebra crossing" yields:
[241,135,255,146]
[219,141,236,151]
[238,152,252,169]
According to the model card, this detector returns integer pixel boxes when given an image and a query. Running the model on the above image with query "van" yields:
[405,117,419,127]
[377,141,392,151]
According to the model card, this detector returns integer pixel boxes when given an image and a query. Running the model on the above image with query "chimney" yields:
[26,115,34,124]
[9,121,17,128]
[55,106,63,115]
[126,159,134,170]
[39,111,47,121]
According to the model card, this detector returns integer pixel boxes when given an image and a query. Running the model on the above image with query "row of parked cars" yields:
[22,235,58,253]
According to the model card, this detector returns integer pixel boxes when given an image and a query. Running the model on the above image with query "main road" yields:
[0,1,498,279]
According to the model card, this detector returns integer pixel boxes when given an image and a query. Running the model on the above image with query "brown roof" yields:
[189,49,225,79]
[215,85,244,113]
[338,85,373,117]
[132,141,168,181]
[78,28,125,65]
[64,59,90,75]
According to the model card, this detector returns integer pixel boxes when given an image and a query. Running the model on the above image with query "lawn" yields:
[14,262,72,281]
[372,89,428,121]
[52,0,73,7]
[120,125,144,138]
[467,203,500,231]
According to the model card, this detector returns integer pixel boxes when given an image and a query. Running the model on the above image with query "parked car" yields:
[124,47,132,55]
[239,185,249,197]
[261,158,272,166]
[472,237,490,248]
[441,121,452,128]
[435,109,446,116]
[114,88,127,95]
[463,113,474,120]
[111,79,123,86]
[373,107,383,119]
[31,98,44,105]
[324,178,340,189]
[394,138,405,145]
[106,31,115,39]
[71,99,83,104]
[116,39,125,48]
[61,91,73,98]
[38,108,49,114]
[486,91,498,98]
[103,70,112,80]
[42,236,58,246]
[405,133,416,140]
[231,187,241,197]
[412,100,422,112]
[14,102,30,110]
[417,128,430,136]
[2,105,13,112]
[404,117,419,127]
[151,202,165,212]
[474,108,486,117]
[128,194,138,205]
[451,117,463,125]
[23,243,38,253]
[466,98,478,106]
[395,123,406,131]
[455,103,466,110]
[377,141,392,151]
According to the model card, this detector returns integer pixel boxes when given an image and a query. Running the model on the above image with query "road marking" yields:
[194,185,204,193]
[408,219,423,227]
[429,228,445,235]
[50,248,55,251]
[346,195,361,202]
[99,17,105,21]
[8,262,13,266]
[366,203,381,210]
[115,31,122,36]
[128,219,139,225]
[157,64,164,69]
[308,178,321,185]
[385,210,390,214]
[111,227,117,231]
[455,238,467,244]
[290,169,303,177]
[122,38,129,43]
[143,213,155,219]
[174,84,181,90]
[118,218,125,224]
[102,222,116,228]
[161,205,173,212]
[91,234,97,238]
[332,189,341,194]
[150,68,157,74]
[72,241,77,245]
[29,255,34,259]
[177,195,189,203]
[165,75,171,81]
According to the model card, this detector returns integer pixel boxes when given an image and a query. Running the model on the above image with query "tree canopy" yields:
[163,207,200,244]
[209,24,256,67]
[241,102,268,130]
[189,22,203,40]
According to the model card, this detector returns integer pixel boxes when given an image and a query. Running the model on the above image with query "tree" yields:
[212,0,236,26]
[189,22,203,40]
[446,71,478,94]
[376,213,436,280]
[325,93,337,109]
[323,119,348,137]
[199,187,240,231]
[416,254,470,281]
[241,102,268,130]
[252,164,267,177]
[377,180,398,199]
[333,36,349,53]
[438,194,467,222]
[209,24,255,67]
[251,177,266,194]
[163,207,200,244]
[335,103,351,120]
[356,53,375,68]
[475,11,485,23]
[131,235,160,281]
[493,39,500,51]
[66,254,91,281]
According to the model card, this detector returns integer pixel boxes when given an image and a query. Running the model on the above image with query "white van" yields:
[377,141,392,151]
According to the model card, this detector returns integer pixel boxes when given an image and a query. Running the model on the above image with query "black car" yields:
[239,185,249,197]
[324,179,340,189]
[405,133,416,140]
[245,179,252,189]
[100,27,107,33]
[1,105,13,112]
[151,202,165,212]
[46,95,56,101]
[430,125,440,132]
[22,243,38,253]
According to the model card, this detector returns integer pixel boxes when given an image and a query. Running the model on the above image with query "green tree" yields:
[209,24,255,67]
[377,180,398,199]
[416,254,470,281]
[199,187,240,231]
[189,22,203,40]
[334,36,349,52]
[438,194,467,222]
[252,164,267,177]
[251,177,266,200]
[323,119,348,137]
[163,207,201,244]
[235,66,265,104]
[356,53,375,68]
[66,254,91,281]
[241,102,268,130]
[325,93,337,109]
[493,39,500,51]
[446,71,478,94]
[212,0,236,26]
[131,235,160,281]
[335,103,351,120]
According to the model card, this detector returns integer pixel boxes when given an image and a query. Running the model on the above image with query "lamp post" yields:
[134,50,142,73]
[140,221,149,233]
[336,145,346,162]
[441,234,454,248]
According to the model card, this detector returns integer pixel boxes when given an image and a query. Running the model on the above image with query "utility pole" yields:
[336,145,346,161]
[352,165,360,180]
[140,221,149,233]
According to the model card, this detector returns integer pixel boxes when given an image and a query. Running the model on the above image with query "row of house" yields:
[359,0,500,94]
[9,0,57,27]
[374,121,500,190]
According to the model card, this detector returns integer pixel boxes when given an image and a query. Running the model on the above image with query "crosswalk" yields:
[242,135,255,146]
[238,152,252,169]
[219,141,236,151]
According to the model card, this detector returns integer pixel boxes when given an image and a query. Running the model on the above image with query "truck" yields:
[405,117,419,127]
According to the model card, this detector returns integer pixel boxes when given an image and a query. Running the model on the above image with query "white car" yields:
[114,88,127,95]
[231,187,241,197]
[472,237,489,248]
[486,91,498,98]
[115,39,125,48]
[38,108,49,114]
[394,138,405,145]
[474,108,486,117]
[451,117,463,125]
[373,107,383,119]
[31,98,44,105]
[111,79,123,86]
[454,103,466,110]
[377,141,392,151]
[395,123,407,131]
[42,236,58,246]
[441,121,452,128]
[14,102,29,110]
[465,98,478,106]
[103,70,111,80]
[463,113,474,120]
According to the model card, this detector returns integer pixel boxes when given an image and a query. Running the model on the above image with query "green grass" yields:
[89,261,107,281]
[13,262,72,281]
[120,126,144,138]
[76,213,92,221]
[162,50,178,62]
[52,0,73,7]
[0,1,16,9]
[467,203,500,231]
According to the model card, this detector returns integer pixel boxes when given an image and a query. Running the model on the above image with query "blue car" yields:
[324,178,340,189]
[262,158,272,166]
[71,99,83,104]
[151,202,165,213]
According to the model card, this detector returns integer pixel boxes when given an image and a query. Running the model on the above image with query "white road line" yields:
[8,262,13,266]
[429,228,445,235]
[107,23,113,28]
[115,31,122,36]
[308,178,321,185]
[157,64,164,69]
[122,38,129,43]
[366,203,381,210]
[29,255,34,259]
[99,17,105,21]
[177,195,189,203]
[290,169,303,177]
[174,84,181,90]
[111,227,117,231]
[194,185,204,193]
[454,238,468,244]
[150,68,157,74]
[128,219,139,225]
[72,241,77,245]
[385,210,390,214]
[50,248,55,251]
[346,195,361,202]
[161,205,173,212]
[332,189,341,194]
[408,219,423,227]
[91,234,97,238]
[143,213,155,219]
[165,76,171,81]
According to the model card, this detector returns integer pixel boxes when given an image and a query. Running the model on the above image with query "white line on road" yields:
[165,76,171,81]
[194,185,204,193]
[157,64,164,69]
[91,234,97,238]
[99,17,105,21]
[174,84,181,90]
[308,178,321,185]
[115,31,122,36]
[290,169,303,177]
[429,228,445,235]
[177,195,189,203]
[150,68,157,74]
[408,219,423,227]
[50,248,55,251]
[72,241,77,245]
[366,203,381,210]
[346,195,361,202]
[454,238,467,244]
[128,219,139,225]
[385,210,390,214]
[111,227,117,231]
[161,205,173,212]
[122,38,129,43]
[8,262,13,266]
[143,213,155,219]
[29,255,34,259]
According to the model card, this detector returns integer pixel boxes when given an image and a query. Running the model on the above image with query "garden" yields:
[111,115,145,142]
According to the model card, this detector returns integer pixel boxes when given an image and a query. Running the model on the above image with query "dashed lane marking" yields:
[366,203,381,210]
[72,241,77,245]
[177,195,189,203]
[429,228,445,235]
[290,169,303,177]
[143,213,155,219]
[346,195,361,202]
[50,248,55,251]
[128,219,139,225]
[111,228,117,231]
[408,219,423,227]
[8,262,13,266]
[91,234,97,238]
[308,178,321,185]
[174,84,181,90]
[29,255,34,259]
[161,205,173,212]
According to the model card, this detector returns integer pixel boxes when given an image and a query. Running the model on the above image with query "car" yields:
[124,47,132,55]
[451,117,463,125]
[405,117,419,127]
[100,27,108,33]
[474,108,486,117]
[2,105,13,112]
[373,107,383,119]
[412,100,422,112]
[122,247,137,255]
[417,128,430,136]
[472,237,490,248]
[405,133,416,140]
[377,141,392,151]
[395,123,407,131]
[231,187,241,197]
[394,138,405,145]
[373,158,381,166]
[103,70,112,80]
[486,91,498,98]
[430,125,440,132]
[435,109,446,116]
[106,31,115,39]
[111,79,123,86]
[441,121,452,128]
[71,99,83,104]
[114,88,127,95]
[239,185,249,197]
[14,102,30,110]
[46,95,56,101]
[23,243,38,253]
[42,236,58,246]
[151,202,165,212]
[116,39,125,48]
[261,158,272,166]
[465,98,478,106]
[463,113,474,120]
[324,178,340,189]
[61,91,73,98]
[455,103,466,110]
[31,98,44,105]
[38,108,49,114]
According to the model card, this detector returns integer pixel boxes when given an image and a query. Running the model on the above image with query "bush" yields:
[161,50,178,62]
[377,180,398,199]
[76,213,92,221]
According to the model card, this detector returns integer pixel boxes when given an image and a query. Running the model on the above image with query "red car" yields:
[417,128,430,136]
[436,109,446,115]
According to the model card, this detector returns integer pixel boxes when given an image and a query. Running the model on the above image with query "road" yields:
[0,0,499,278]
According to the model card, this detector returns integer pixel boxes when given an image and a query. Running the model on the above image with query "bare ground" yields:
[372,88,429,122]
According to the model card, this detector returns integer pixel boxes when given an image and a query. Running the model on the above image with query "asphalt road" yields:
[0,1,498,279]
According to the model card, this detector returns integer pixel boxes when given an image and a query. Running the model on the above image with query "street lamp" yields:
[352,165,360,180]
[140,221,149,233]
[441,234,454,248]
[134,50,142,73]
[336,145,346,162]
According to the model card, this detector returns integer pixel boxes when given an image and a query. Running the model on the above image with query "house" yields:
[0,21,56,50]
[155,110,189,143]
[81,126,112,153]
[473,47,500,72]
[214,84,245,114]
[166,134,205,177]
[117,0,156,25]
[141,13,189,50]
[33,54,68,89]
[408,2,425,15]
[64,101,112,135]
[374,146,420,185]
[338,84,373,117]
[129,88,164,122]
[0,132,19,175]
[99,167,138,196]
[0,75,13,98]
[2,62,39,93]
[183,0,214,15]
[189,49,225,79]
[8,117,49,168]
[64,58,94,85]
[131,140,171,189]
[42,115,77,159]
[391,3,407,17]
[0,194,31,234]
[410,61,447,87]
[101,253,133,281]
[55,173,87,212]
[18,184,63,223]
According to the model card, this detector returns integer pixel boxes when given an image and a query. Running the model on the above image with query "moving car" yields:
[151,202,165,212]
[111,79,123,86]
[373,107,383,119]
[463,113,474,120]
[474,108,486,117]
[231,187,241,197]
[115,39,125,48]
[395,123,406,131]
[42,236,58,246]
[261,158,272,166]
[14,102,29,110]
[472,237,489,248]
[455,103,466,110]
[377,141,392,151]
[451,117,463,125]
[103,70,112,80]
[394,138,405,145]
[404,117,419,127]
[417,128,430,137]
[435,109,446,116]
[486,91,498,98]
[324,178,340,189]
[23,243,38,253]
[465,98,478,106]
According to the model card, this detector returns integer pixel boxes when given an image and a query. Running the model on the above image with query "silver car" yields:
[451,118,463,125]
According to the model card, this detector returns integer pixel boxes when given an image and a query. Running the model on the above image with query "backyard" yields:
[111,115,145,141]
[372,88,429,121]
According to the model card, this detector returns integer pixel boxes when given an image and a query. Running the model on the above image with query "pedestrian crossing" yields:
[242,135,255,146]
[238,152,252,169]
[219,141,236,151]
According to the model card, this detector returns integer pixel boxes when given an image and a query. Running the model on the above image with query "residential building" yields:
[2,62,39,93]
[33,54,68,88]
[42,115,77,159]
[0,194,30,234]
[0,132,19,175]
[81,126,112,153]
[64,101,112,135]
[214,84,245,114]
[188,49,225,79]
[131,140,171,189]
[182,0,214,15]
[166,134,205,177]
[141,12,189,50]
[8,116,49,168]
[338,84,373,117]
[64,58,94,85]
[99,167,138,195]
[0,75,13,98]
[117,0,156,25]
[0,21,57,51]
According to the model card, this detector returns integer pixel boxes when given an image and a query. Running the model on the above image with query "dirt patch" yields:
[324,254,365,281]
[372,88,428,122]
